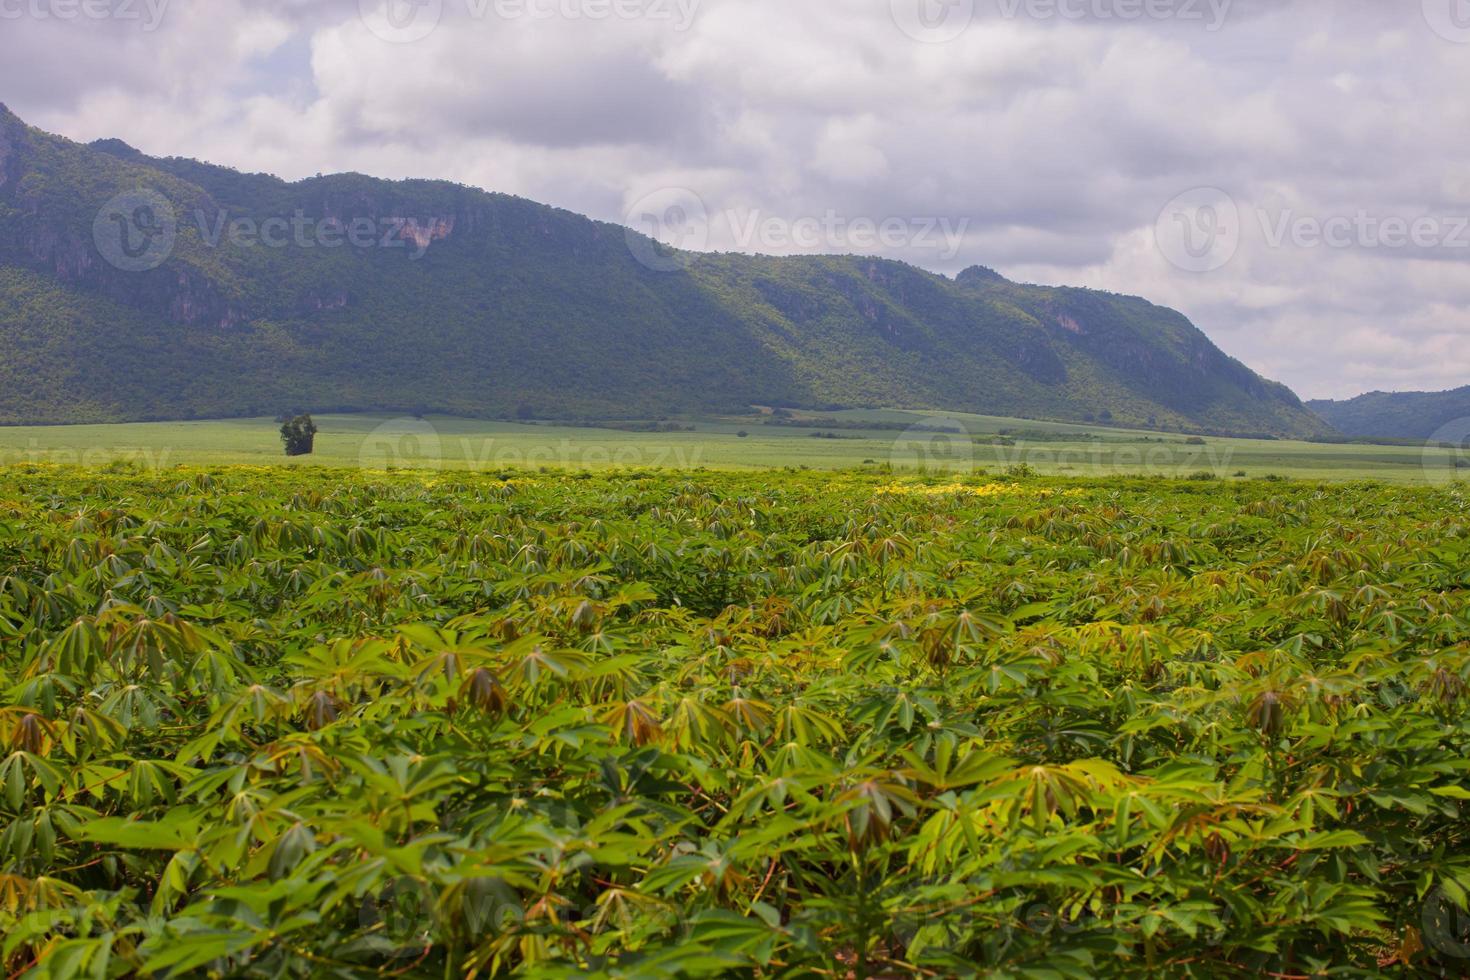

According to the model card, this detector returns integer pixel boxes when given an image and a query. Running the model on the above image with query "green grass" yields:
[0,409,1462,482]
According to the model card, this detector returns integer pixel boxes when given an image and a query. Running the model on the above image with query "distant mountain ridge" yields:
[1309,387,1470,440]
[0,103,1331,437]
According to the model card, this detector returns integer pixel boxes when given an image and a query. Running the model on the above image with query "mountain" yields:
[1309,388,1470,440]
[0,104,1331,437]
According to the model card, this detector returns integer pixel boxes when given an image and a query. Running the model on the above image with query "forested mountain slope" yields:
[0,104,1329,436]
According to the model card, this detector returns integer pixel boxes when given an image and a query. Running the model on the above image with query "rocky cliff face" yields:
[0,132,12,192]
[0,104,24,192]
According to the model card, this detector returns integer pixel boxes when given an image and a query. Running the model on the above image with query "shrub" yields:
[279,414,317,456]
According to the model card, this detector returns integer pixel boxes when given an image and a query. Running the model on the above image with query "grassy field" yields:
[0,409,1463,482]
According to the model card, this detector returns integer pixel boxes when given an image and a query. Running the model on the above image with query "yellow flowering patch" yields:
[875,482,1091,501]
[876,482,1032,498]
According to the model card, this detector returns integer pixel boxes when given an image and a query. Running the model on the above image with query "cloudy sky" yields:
[3,0,1468,399]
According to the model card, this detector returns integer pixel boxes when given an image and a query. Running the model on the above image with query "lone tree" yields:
[280,414,318,457]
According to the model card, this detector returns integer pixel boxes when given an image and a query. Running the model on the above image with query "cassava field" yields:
[2,464,1470,978]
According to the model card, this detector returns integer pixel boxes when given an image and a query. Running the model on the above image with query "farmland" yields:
[2,464,1470,977]
[0,410,1464,482]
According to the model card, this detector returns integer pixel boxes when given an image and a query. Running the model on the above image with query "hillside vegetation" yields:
[1310,387,1470,440]
[0,105,1328,437]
